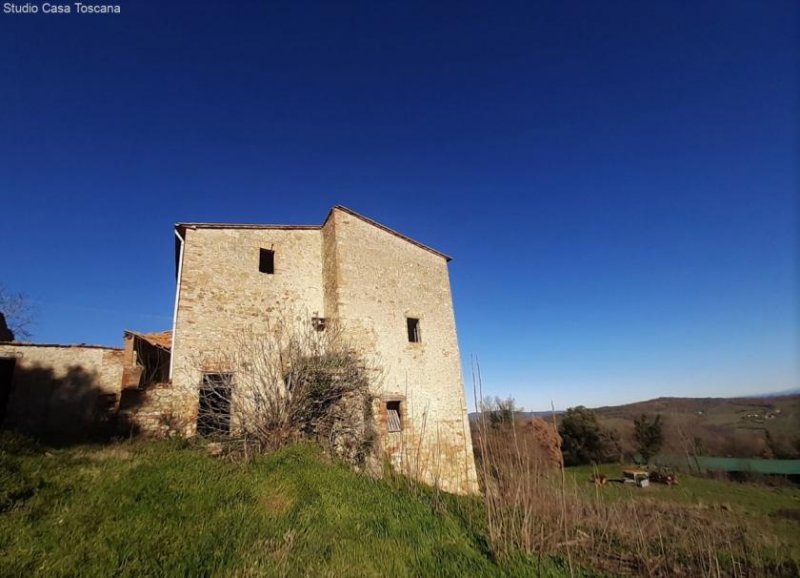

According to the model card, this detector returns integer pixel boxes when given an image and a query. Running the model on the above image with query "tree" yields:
[480,396,519,426]
[633,413,664,463]
[559,406,619,466]
[0,285,36,341]
[599,426,623,464]
[691,436,705,457]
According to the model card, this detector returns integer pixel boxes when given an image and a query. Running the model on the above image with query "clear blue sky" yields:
[1,1,797,410]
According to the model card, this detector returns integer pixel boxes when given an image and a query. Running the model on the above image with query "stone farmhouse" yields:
[0,206,478,494]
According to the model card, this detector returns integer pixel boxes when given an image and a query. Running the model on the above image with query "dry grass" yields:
[472,418,799,577]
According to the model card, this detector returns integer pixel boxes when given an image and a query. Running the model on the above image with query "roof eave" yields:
[174,206,453,262]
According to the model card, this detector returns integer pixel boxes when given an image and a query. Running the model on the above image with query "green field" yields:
[0,436,573,578]
[566,463,800,559]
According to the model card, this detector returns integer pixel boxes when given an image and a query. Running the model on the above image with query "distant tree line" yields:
[557,406,665,466]
[476,396,799,466]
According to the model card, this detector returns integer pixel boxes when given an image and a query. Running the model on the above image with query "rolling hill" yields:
[474,394,800,458]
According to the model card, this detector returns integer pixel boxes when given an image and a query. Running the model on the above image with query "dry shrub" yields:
[528,417,564,469]
[473,418,799,577]
[182,318,377,467]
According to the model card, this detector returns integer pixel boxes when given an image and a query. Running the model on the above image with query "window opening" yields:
[259,249,275,274]
[197,372,233,436]
[387,400,402,432]
[407,318,421,343]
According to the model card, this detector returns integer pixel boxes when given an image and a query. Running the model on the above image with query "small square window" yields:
[407,318,421,343]
[387,401,402,432]
[259,249,274,274]
[312,317,326,331]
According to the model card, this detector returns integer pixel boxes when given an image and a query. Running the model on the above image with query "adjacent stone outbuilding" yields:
[0,342,124,441]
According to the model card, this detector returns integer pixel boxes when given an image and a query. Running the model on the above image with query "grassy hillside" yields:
[3,432,799,576]
[0,436,572,578]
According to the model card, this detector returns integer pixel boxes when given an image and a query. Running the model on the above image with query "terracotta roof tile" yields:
[125,330,172,350]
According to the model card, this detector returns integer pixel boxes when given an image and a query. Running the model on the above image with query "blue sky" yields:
[1,1,797,409]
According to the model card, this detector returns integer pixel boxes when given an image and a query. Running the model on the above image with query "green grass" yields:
[566,463,800,559]
[567,463,800,513]
[5,437,798,577]
[0,436,573,578]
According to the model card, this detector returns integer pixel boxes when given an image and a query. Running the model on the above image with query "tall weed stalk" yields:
[471,363,798,577]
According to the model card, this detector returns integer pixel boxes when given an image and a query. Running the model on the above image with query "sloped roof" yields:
[175,205,451,262]
[324,206,452,261]
[124,330,172,350]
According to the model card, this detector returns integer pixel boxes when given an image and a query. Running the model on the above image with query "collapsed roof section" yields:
[122,330,171,391]
[123,330,172,351]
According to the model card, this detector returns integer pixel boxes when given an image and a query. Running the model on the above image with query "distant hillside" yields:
[471,394,799,426]
[469,410,562,422]
[759,387,800,398]
[590,393,800,433]
[590,394,800,458]
[471,394,800,458]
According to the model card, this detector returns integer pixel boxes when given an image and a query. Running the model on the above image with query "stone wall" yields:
[0,343,124,440]
[328,209,478,494]
[171,227,326,434]
[118,382,190,437]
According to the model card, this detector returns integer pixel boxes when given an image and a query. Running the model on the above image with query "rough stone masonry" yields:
[170,206,479,494]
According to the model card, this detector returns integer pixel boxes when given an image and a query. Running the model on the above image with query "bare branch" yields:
[0,285,37,341]
[177,315,380,466]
